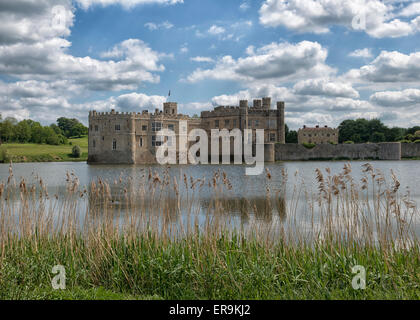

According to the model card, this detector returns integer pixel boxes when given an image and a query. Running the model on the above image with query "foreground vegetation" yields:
[0,164,418,299]
[0,136,88,163]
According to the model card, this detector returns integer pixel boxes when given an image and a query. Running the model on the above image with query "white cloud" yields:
[399,2,420,17]
[190,56,215,63]
[259,0,420,38]
[144,21,174,30]
[179,43,188,54]
[186,41,335,83]
[349,48,373,58]
[239,2,250,11]
[75,0,183,10]
[347,50,420,83]
[370,88,420,106]
[293,79,360,98]
[208,25,226,35]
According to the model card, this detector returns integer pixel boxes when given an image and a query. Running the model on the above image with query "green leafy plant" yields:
[72,145,81,158]
[302,142,316,149]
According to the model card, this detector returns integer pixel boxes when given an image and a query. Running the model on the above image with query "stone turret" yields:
[239,100,248,130]
[253,99,262,108]
[262,97,271,109]
[164,102,177,115]
[277,101,285,144]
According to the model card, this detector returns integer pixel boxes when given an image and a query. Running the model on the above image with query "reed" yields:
[0,163,418,299]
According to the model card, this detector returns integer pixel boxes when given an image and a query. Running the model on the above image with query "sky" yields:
[1,0,420,129]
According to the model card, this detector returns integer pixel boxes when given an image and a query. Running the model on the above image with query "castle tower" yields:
[262,97,271,109]
[239,100,248,130]
[163,102,178,115]
[253,99,262,109]
[277,101,285,144]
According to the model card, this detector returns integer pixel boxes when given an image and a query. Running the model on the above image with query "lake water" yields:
[1,160,419,241]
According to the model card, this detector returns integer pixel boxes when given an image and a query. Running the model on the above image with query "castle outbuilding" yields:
[297,125,339,145]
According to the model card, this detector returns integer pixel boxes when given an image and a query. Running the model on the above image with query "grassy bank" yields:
[1,235,418,300]
[0,163,418,300]
[0,136,88,163]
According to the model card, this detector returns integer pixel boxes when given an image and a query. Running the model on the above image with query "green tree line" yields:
[0,114,88,145]
[338,118,420,143]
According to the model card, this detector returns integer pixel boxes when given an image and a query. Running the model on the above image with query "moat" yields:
[1,160,419,240]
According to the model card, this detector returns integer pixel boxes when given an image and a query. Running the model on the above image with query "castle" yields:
[88,97,285,164]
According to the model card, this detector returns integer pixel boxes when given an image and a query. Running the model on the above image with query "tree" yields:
[0,117,17,142]
[57,117,87,138]
[71,123,88,138]
[285,124,298,143]
[338,118,391,143]
[371,132,385,143]
[15,120,32,143]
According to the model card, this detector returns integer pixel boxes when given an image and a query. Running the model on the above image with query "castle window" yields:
[270,133,276,142]
[215,120,219,128]
[90,125,92,131]
[140,137,143,147]
[168,124,174,131]
[95,125,98,132]
[172,109,175,114]
[327,134,330,137]
[142,125,147,131]
[152,135,162,147]
[102,136,104,141]
[112,139,117,150]
[233,119,237,127]
[225,120,230,126]
[255,120,259,127]
[93,140,96,148]
[115,124,120,131]
[152,122,162,132]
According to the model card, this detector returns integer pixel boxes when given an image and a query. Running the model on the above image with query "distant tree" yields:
[0,117,17,142]
[71,123,88,138]
[57,117,87,138]
[371,132,386,143]
[50,123,63,135]
[338,118,392,143]
[15,120,32,143]
[285,124,298,143]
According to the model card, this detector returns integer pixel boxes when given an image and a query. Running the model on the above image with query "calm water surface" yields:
[1,160,419,239]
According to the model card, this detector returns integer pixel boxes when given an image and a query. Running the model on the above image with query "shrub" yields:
[414,139,420,144]
[399,139,412,143]
[344,141,354,144]
[302,143,316,149]
[72,145,81,158]
[0,147,10,163]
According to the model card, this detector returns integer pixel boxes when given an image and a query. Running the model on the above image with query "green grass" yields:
[0,136,88,163]
[0,236,418,300]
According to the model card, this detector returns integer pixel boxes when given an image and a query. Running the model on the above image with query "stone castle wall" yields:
[273,142,402,161]
[401,143,420,158]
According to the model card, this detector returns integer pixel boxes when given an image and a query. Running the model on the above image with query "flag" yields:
[168,90,171,97]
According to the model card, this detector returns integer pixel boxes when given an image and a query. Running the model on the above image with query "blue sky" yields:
[1,0,420,129]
